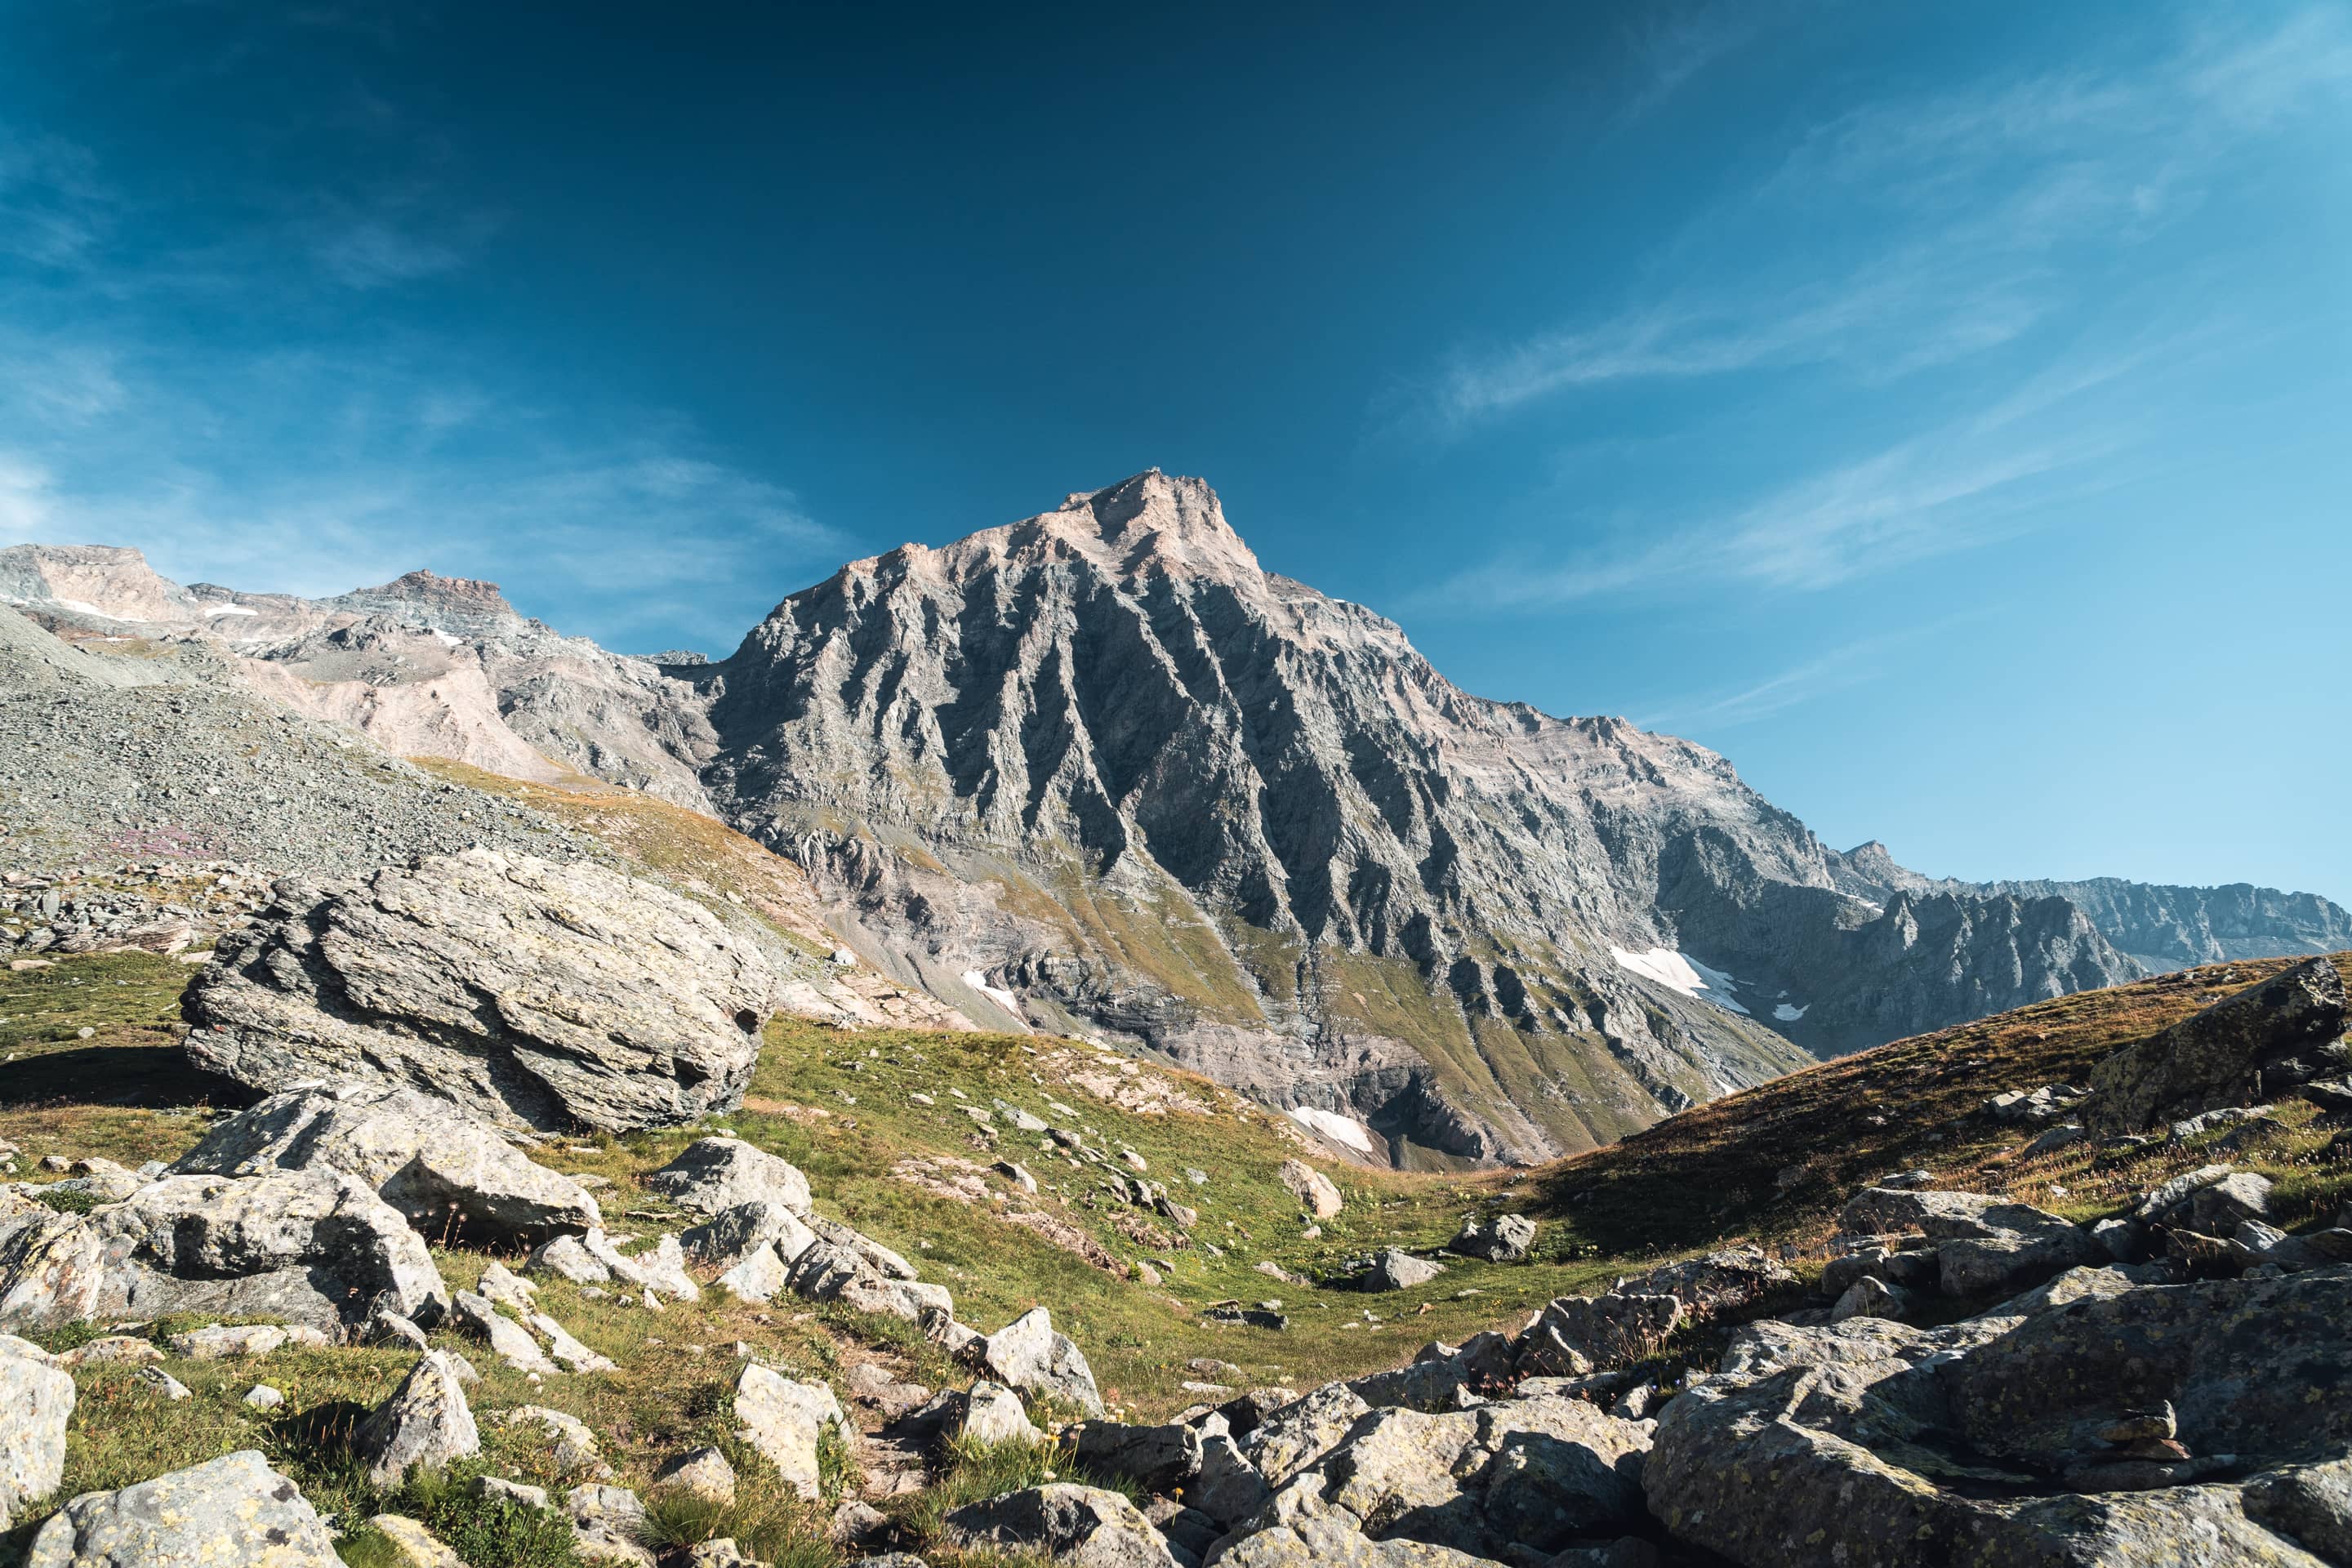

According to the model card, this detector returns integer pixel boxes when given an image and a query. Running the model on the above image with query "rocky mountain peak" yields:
[872,469,1262,591]
[332,570,523,639]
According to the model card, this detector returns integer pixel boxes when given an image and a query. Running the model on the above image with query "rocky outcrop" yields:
[0,1169,448,1337]
[963,1307,1107,1418]
[25,1450,342,1567]
[182,849,775,1133]
[169,1084,602,1245]
[2086,957,2349,1134]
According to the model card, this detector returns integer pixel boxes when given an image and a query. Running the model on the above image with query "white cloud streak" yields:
[1425,7,2352,431]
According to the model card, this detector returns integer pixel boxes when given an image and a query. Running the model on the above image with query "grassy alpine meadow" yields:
[3,947,2349,1565]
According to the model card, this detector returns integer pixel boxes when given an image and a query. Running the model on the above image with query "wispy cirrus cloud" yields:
[1420,7,2352,434]
[1633,617,1980,731]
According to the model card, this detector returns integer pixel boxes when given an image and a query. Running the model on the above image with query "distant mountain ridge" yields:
[1838,840,2352,973]
[2,475,2333,1168]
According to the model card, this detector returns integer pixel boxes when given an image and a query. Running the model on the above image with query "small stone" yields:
[244,1383,284,1409]
[652,1446,737,1505]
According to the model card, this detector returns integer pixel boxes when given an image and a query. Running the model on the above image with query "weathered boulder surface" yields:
[1643,1264,2352,1566]
[1277,1160,1343,1220]
[357,1351,480,1487]
[0,1337,72,1530]
[1446,1214,1534,1263]
[645,1137,813,1217]
[181,849,775,1133]
[1513,1292,1685,1377]
[27,1450,341,1567]
[2087,957,2349,1134]
[966,1307,1107,1417]
[942,1483,1181,1568]
[169,1083,601,1245]
[0,1169,448,1337]
[1245,1395,1651,1561]
[1363,1249,1445,1291]
[733,1362,855,1499]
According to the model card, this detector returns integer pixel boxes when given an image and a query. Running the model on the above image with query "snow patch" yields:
[40,597,121,621]
[1773,1002,1808,1022]
[1610,946,1749,1015]
[958,969,1030,1031]
[1287,1105,1375,1153]
[200,602,257,617]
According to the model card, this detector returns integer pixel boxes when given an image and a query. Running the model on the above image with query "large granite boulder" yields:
[1241,1383,1374,1489]
[1619,1247,1797,1318]
[1277,1160,1343,1220]
[2086,957,2348,1134]
[27,1450,342,1567]
[169,1084,602,1245]
[1446,1213,1535,1263]
[0,1169,448,1337]
[1512,1291,1686,1375]
[181,849,776,1133]
[733,1363,855,1499]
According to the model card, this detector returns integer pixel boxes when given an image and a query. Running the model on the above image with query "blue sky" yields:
[2,3,2346,903]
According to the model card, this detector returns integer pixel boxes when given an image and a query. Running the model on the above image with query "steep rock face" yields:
[692,472,2132,1165]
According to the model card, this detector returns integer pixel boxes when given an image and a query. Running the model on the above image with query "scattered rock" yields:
[506,1405,603,1472]
[943,1483,1181,1568]
[1446,1214,1535,1263]
[357,1350,480,1487]
[452,1292,557,1375]
[0,1169,448,1338]
[653,1445,737,1505]
[369,1512,464,1568]
[966,1307,1105,1417]
[0,1338,72,1530]
[244,1383,285,1410]
[959,1380,1043,1446]
[165,1323,289,1359]
[565,1484,657,1566]
[1513,1292,1685,1377]
[733,1361,854,1499]
[1363,1249,1446,1291]
[1277,1160,1343,1220]
[2085,956,2348,1134]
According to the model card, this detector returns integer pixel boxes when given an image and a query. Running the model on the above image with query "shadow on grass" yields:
[0,1043,257,1111]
